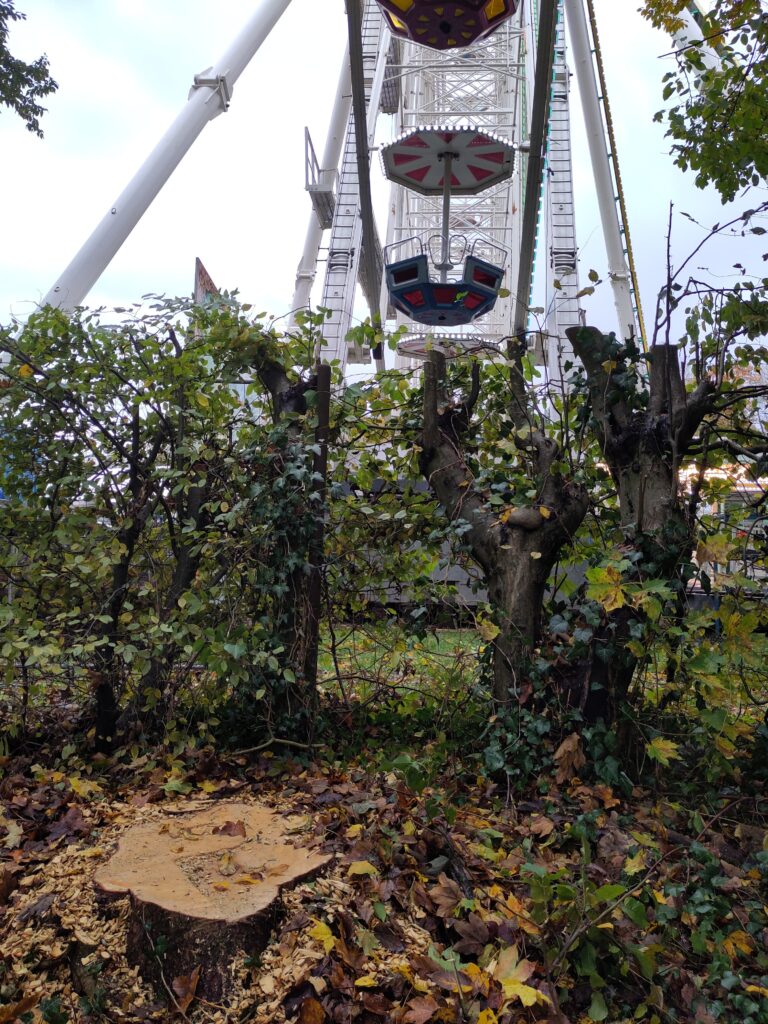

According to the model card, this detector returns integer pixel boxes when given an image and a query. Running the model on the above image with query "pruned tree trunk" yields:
[419,353,588,703]
[94,802,331,1004]
[566,326,716,720]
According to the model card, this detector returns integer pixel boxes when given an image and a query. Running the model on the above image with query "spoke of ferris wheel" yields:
[345,0,382,330]
[513,0,559,339]
[566,0,637,344]
[42,0,295,312]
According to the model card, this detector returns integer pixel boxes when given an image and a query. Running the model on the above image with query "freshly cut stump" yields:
[94,801,330,1003]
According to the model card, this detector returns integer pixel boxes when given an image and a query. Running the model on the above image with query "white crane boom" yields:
[43,0,294,312]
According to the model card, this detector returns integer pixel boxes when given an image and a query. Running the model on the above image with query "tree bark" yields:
[419,354,588,703]
[566,326,716,721]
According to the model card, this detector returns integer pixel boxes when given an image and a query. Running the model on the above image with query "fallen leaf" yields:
[69,776,103,799]
[2,820,23,850]
[18,892,55,923]
[354,974,378,987]
[554,733,586,784]
[624,849,646,875]
[219,850,237,876]
[213,819,246,837]
[722,929,755,957]
[309,918,336,953]
[298,997,325,1023]
[347,860,379,877]
[404,994,439,1023]
[494,945,550,1008]
[172,965,201,1013]
[0,865,20,906]
[529,815,555,838]
[429,872,464,918]
[0,994,38,1022]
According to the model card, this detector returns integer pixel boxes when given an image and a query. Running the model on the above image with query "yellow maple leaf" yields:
[477,1011,499,1024]
[624,849,646,876]
[504,894,540,936]
[354,974,378,988]
[309,918,335,953]
[697,534,734,565]
[586,565,627,613]
[746,984,768,998]
[645,737,681,767]
[722,929,754,958]
[18,363,34,378]
[69,776,102,799]
[502,979,551,1007]
[494,946,551,1008]
[347,860,379,877]
[345,823,363,839]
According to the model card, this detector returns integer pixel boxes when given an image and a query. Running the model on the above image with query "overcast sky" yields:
[1,0,763,347]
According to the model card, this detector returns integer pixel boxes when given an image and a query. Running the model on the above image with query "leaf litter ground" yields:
[1,743,767,1024]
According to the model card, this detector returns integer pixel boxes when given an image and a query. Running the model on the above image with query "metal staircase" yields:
[545,2,582,376]
[319,0,387,365]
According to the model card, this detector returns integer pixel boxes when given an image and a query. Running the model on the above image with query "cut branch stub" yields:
[94,802,331,1003]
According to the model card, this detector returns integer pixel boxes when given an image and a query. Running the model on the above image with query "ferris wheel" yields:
[41,0,711,373]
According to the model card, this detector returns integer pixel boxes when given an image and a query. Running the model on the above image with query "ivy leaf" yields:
[588,991,608,1021]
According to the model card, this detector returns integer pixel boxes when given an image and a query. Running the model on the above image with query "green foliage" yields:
[0,1,57,136]
[645,0,768,200]
[0,297,328,744]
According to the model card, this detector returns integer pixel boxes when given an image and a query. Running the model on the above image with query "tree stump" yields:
[94,801,330,1004]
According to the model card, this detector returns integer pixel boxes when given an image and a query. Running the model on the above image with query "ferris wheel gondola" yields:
[381,125,514,327]
[374,0,519,50]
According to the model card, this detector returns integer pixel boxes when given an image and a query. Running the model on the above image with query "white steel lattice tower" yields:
[292,0,590,374]
[383,14,525,360]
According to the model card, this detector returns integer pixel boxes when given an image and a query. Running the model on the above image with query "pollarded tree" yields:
[417,348,589,704]
[565,209,768,722]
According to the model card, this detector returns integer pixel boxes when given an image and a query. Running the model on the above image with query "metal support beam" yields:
[565,0,636,341]
[43,0,294,311]
[513,0,559,336]
[291,44,353,314]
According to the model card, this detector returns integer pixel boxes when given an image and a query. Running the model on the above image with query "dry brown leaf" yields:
[213,819,247,837]
[0,994,38,1023]
[429,872,463,918]
[404,994,440,1023]
[0,865,20,906]
[553,732,586,784]
[298,996,326,1023]
[529,816,555,838]
[172,964,201,1013]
